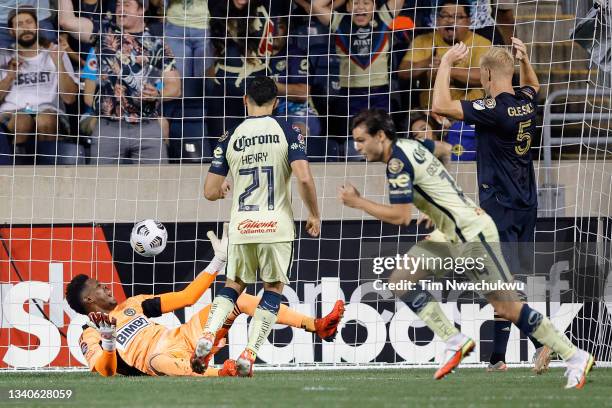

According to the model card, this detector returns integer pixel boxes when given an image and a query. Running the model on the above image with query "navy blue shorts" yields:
[481,197,537,274]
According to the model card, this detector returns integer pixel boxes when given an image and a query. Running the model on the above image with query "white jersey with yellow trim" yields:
[387,138,491,242]
[209,115,308,244]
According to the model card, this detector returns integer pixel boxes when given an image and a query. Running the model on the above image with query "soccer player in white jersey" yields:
[192,76,324,377]
[338,106,594,389]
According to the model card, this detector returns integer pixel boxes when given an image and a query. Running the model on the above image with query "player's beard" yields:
[17,31,37,48]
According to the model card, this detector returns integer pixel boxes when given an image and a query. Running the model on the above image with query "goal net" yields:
[0,0,611,370]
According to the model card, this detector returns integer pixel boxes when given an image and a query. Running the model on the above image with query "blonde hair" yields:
[480,47,514,77]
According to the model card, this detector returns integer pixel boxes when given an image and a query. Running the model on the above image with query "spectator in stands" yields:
[399,0,491,108]
[0,7,79,164]
[412,0,515,44]
[59,0,112,69]
[270,18,321,146]
[165,0,213,78]
[408,113,440,140]
[305,0,405,158]
[163,0,213,163]
[59,0,181,164]
[471,0,515,45]
[206,0,274,138]
[0,1,57,49]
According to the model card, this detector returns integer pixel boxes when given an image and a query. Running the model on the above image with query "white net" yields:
[0,0,610,371]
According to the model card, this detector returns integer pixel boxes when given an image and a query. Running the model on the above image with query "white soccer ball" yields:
[130,219,168,257]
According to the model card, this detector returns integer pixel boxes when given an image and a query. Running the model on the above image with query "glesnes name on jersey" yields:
[115,316,151,350]
[232,134,280,152]
[507,104,534,117]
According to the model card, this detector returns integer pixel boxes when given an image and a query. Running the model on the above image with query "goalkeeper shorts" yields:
[225,242,293,284]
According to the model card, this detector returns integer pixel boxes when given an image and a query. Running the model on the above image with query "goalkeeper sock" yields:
[516,304,576,360]
[401,287,458,342]
[235,293,313,330]
[491,314,511,364]
[246,291,282,356]
[204,287,239,335]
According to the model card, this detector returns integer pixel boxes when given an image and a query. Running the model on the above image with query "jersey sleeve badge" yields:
[484,98,496,109]
[218,130,229,142]
[124,308,136,316]
[472,99,486,110]
[388,158,404,174]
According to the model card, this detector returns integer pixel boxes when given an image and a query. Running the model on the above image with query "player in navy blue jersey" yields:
[431,38,552,373]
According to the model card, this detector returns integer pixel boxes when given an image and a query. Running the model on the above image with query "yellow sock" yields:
[417,301,459,342]
[203,296,235,335]
[531,316,576,360]
[246,308,278,356]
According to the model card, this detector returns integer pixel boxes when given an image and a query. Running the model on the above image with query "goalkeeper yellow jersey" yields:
[387,138,491,242]
[209,115,308,244]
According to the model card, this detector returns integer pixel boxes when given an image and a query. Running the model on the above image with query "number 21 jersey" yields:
[209,115,308,244]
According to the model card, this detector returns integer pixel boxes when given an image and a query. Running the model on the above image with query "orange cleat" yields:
[236,349,256,377]
[315,300,345,342]
[434,335,475,380]
[218,359,238,377]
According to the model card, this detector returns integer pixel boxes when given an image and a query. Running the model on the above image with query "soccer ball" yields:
[130,219,168,257]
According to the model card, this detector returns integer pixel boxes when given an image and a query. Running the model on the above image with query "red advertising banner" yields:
[0,226,125,368]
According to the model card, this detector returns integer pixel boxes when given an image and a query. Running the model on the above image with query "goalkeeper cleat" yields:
[218,359,238,377]
[191,332,216,374]
[315,300,345,341]
[236,349,256,377]
[434,334,475,380]
[532,345,553,375]
[564,350,594,389]
[486,361,508,372]
[202,328,229,369]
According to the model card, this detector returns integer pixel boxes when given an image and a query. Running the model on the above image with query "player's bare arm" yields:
[158,225,228,313]
[512,37,540,94]
[291,159,321,237]
[431,42,468,121]
[338,182,412,226]
[204,172,231,201]
[433,140,451,166]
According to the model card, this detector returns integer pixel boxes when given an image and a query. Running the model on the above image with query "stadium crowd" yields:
[0,0,517,164]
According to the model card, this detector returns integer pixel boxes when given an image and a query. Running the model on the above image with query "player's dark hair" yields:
[351,109,397,142]
[246,76,278,106]
[438,0,472,18]
[66,274,90,315]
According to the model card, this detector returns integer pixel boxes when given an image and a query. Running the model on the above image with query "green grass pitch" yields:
[1,368,611,408]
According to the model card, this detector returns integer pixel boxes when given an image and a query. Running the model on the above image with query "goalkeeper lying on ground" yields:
[66,224,345,377]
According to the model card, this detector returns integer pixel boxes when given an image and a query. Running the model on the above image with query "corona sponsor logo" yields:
[233,134,280,152]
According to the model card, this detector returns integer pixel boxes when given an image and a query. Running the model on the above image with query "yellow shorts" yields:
[225,242,293,284]
[406,222,513,292]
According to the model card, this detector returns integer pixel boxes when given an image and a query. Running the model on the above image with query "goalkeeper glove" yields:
[204,223,229,274]
[87,312,117,352]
